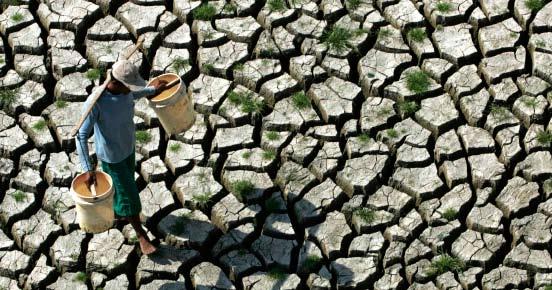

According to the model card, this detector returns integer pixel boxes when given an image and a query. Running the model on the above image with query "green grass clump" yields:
[378,28,392,38]
[242,151,252,159]
[302,255,322,272]
[427,254,465,277]
[73,272,88,283]
[267,266,287,280]
[32,120,47,131]
[406,71,431,94]
[441,208,457,221]
[262,149,276,160]
[223,3,236,12]
[521,96,539,108]
[85,68,102,81]
[267,0,286,12]
[11,12,24,22]
[535,40,546,47]
[265,197,280,213]
[386,128,399,138]
[169,143,181,152]
[291,92,311,110]
[321,26,353,54]
[232,180,255,199]
[358,133,370,143]
[408,28,427,42]
[490,105,509,121]
[192,193,211,209]
[202,63,215,74]
[347,0,362,9]
[265,131,280,141]
[170,213,190,235]
[135,131,152,144]
[172,57,190,73]
[398,100,419,115]
[525,0,545,11]
[233,63,245,71]
[0,88,18,106]
[435,1,453,12]
[537,130,552,144]
[545,285,552,290]
[193,3,217,20]
[227,91,264,113]
[0,56,4,64]
[55,100,67,109]
[354,207,375,223]
[11,190,26,203]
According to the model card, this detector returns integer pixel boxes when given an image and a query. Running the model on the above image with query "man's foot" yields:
[139,237,157,255]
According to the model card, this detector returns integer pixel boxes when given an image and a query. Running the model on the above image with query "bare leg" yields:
[125,215,157,255]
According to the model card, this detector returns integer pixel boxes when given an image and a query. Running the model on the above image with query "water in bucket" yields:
[71,171,114,233]
[147,73,196,135]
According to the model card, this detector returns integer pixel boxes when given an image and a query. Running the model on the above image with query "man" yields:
[76,59,167,255]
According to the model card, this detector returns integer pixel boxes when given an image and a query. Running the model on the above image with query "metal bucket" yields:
[71,171,114,233]
[147,73,196,135]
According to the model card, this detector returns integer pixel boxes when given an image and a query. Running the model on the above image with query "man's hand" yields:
[150,79,168,95]
[84,171,97,190]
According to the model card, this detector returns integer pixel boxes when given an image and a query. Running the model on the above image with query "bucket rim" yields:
[71,171,113,202]
[147,73,184,104]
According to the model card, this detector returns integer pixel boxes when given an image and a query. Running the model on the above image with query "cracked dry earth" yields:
[0,0,552,289]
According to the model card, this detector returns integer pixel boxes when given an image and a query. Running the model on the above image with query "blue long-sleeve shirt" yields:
[76,86,156,172]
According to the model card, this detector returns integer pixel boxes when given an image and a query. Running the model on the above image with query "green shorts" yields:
[101,151,141,217]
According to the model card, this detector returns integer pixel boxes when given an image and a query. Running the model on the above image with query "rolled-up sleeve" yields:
[132,86,156,100]
[75,101,99,172]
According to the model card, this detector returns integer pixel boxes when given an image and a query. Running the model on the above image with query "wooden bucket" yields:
[147,73,196,135]
[70,171,114,233]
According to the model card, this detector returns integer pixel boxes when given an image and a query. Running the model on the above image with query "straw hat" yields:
[111,60,146,92]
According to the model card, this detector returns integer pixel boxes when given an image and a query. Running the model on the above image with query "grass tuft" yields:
[378,28,392,38]
[321,26,353,54]
[386,128,399,138]
[435,1,453,12]
[545,285,552,290]
[265,131,280,141]
[302,255,321,272]
[525,0,545,11]
[172,57,190,73]
[347,0,362,9]
[55,100,67,109]
[490,105,510,121]
[192,193,211,208]
[521,96,539,108]
[202,63,215,74]
[32,120,47,131]
[537,130,552,144]
[267,266,287,280]
[267,0,286,12]
[358,133,370,143]
[85,68,102,81]
[265,197,280,213]
[11,190,26,203]
[242,151,252,159]
[227,91,264,113]
[193,3,217,21]
[354,207,375,223]
[233,63,245,71]
[406,71,431,94]
[0,88,18,106]
[291,92,311,110]
[427,254,465,277]
[11,12,23,22]
[73,272,88,283]
[169,143,181,152]
[398,100,419,115]
[408,28,427,42]
[232,180,255,199]
[135,131,152,144]
[262,149,276,160]
[441,208,457,221]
